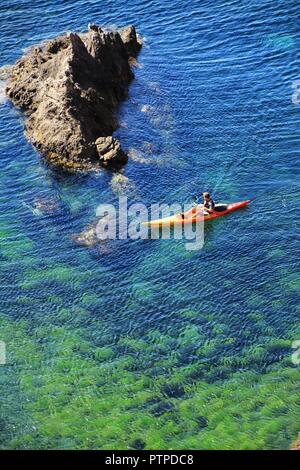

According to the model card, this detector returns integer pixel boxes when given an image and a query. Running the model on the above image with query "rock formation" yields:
[6,24,142,169]
[290,433,300,450]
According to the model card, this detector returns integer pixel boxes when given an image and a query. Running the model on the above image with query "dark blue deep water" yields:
[0,0,299,449]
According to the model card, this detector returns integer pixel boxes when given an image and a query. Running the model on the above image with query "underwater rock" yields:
[140,104,153,113]
[161,382,185,398]
[6,24,142,170]
[32,196,61,215]
[195,415,208,429]
[151,400,174,416]
[128,147,149,164]
[23,195,63,216]
[71,222,99,247]
[71,216,115,253]
[187,366,205,381]
[110,172,136,195]
[129,438,146,450]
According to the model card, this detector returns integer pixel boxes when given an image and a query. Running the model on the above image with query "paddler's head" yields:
[203,192,210,200]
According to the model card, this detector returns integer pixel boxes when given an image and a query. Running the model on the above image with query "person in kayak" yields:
[202,192,215,214]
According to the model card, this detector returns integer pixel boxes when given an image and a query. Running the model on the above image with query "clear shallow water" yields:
[0,0,300,450]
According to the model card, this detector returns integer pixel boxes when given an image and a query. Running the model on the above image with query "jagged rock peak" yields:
[6,23,142,170]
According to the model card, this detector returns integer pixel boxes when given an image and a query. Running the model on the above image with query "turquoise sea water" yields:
[0,0,300,450]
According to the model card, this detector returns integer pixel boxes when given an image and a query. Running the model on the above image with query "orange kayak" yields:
[143,200,251,227]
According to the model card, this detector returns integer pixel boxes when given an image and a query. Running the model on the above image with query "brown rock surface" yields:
[6,24,142,170]
[290,433,300,450]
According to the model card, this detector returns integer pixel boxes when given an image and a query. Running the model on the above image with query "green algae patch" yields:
[21,264,79,288]
[179,308,198,319]
[1,236,34,261]
[81,292,101,305]
[94,347,115,362]
[1,306,300,450]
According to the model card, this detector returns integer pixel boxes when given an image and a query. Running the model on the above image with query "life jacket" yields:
[203,198,215,210]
